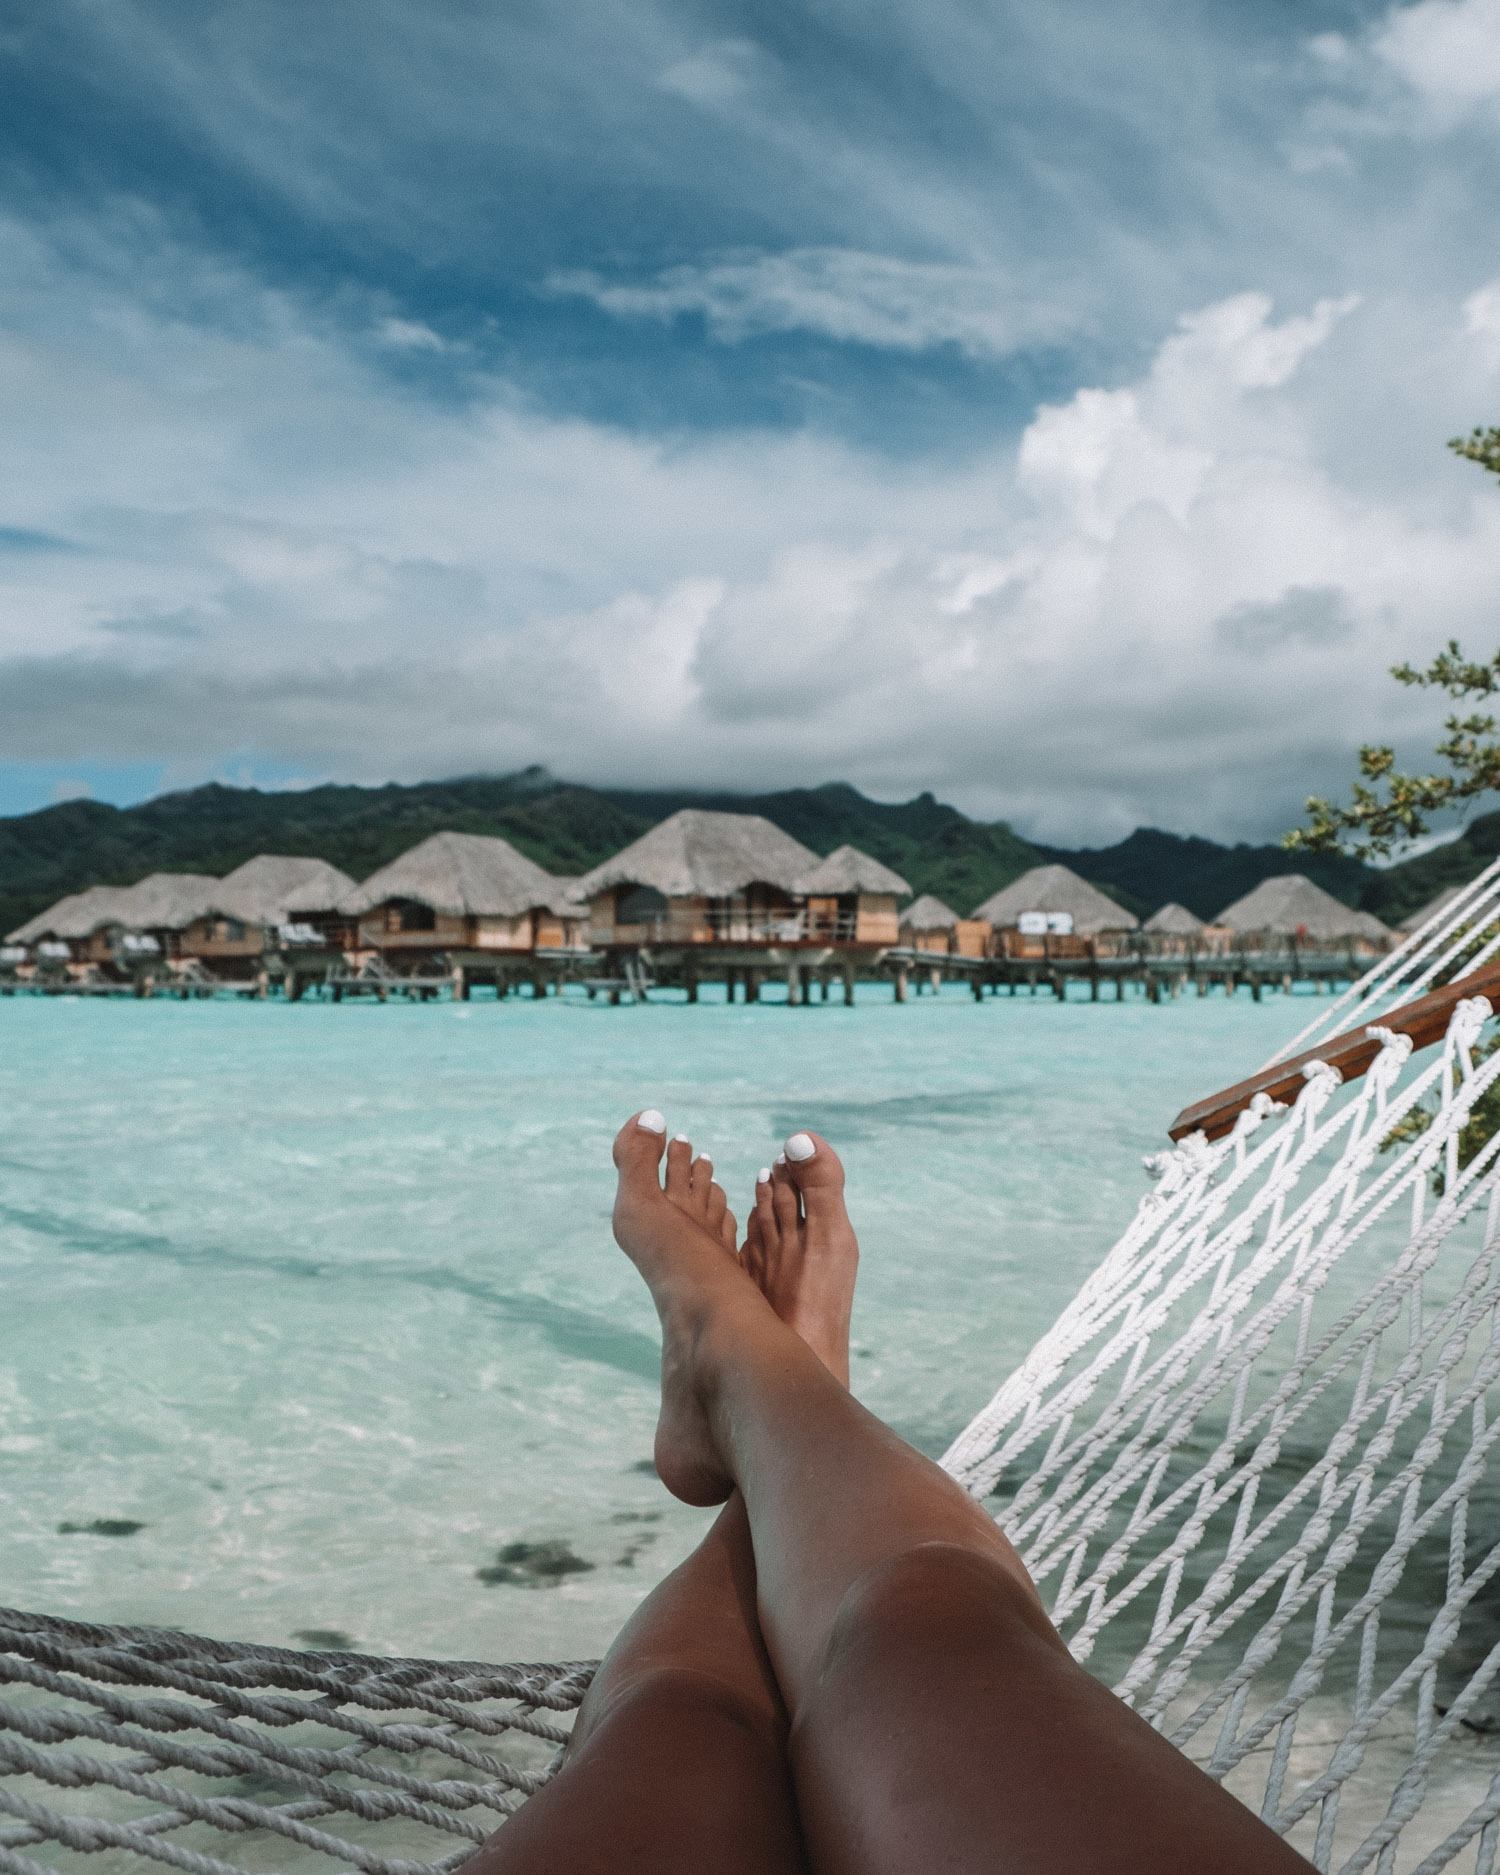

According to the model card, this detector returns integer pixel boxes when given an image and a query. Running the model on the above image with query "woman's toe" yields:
[613,1111,668,1196]
[689,1150,717,1217]
[742,1207,764,1280]
[781,1130,847,1217]
[753,1166,779,1256]
[665,1133,694,1202]
[771,1158,801,1240]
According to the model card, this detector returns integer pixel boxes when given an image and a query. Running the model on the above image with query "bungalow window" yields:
[616,884,667,926]
[219,918,247,941]
[392,899,437,932]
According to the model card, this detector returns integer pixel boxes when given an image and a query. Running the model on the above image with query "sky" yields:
[1,0,1499,843]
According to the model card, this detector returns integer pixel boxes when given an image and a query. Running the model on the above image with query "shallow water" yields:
[0,985,1306,1664]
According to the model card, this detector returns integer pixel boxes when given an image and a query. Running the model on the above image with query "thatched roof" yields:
[7,875,220,942]
[1398,884,1470,933]
[1215,874,1390,941]
[212,856,357,924]
[7,886,124,943]
[971,864,1139,934]
[797,844,910,896]
[341,832,574,919]
[579,810,818,898]
[1143,901,1206,936]
[121,874,222,931]
[546,877,590,914]
[899,893,959,933]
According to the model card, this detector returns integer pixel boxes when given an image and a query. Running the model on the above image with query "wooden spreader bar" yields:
[1168,957,1500,1143]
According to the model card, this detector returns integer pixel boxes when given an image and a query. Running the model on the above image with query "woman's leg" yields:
[466,1138,806,1875]
[613,1115,1314,1875]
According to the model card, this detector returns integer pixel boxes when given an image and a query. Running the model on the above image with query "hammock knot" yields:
[1451,994,1494,1056]
[1363,1024,1414,1062]
[1300,1058,1342,1092]
[1237,1092,1285,1139]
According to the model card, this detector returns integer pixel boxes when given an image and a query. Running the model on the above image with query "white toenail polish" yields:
[775,1152,786,1168]
[757,1167,771,1184]
[695,1151,712,1165]
[785,1133,816,1162]
[637,1110,666,1133]
[673,1132,691,1144]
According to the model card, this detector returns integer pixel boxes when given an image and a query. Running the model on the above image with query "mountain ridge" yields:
[0,767,1474,939]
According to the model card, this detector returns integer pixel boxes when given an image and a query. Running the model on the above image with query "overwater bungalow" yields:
[973,864,1139,960]
[1216,874,1391,956]
[795,845,910,944]
[580,810,819,947]
[6,876,219,981]
[6,887,116,974]
[899,893,959,953]
[1141,901,1212,956]
[580,810,918,1000]
[339,831,586,988]
[897,894,991,959]
[114,874,223,971]
[178,856,358,980]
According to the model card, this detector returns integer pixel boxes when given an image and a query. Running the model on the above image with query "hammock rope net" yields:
[9,865,1500,1873]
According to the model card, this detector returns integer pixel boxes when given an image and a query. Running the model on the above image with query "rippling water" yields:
[0,986,1305,1665]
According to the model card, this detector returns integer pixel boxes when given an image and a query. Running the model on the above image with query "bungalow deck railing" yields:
[592,910,863,946]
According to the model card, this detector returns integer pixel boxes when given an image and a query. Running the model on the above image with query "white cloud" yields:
[547,247,1081,359]
[5,207,1500,844]
[1016,293,1359,537]
[1464,280,1500,339]
[376,317,446,351]
[657,38,763,108]
[1372,0,1500,116]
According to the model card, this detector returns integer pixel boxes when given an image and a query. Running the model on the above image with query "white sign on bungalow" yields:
[1017,910,1076,936]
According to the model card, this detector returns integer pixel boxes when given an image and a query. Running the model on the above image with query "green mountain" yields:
[1033,828,1373,923]
[0,766,1418,938]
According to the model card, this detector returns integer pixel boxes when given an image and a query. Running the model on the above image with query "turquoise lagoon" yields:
[0,987,1307,1665]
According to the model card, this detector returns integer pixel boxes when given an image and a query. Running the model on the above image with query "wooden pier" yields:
[0,942,1379,1007]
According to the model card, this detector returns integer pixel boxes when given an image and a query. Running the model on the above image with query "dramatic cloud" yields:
[2,1,1500,839]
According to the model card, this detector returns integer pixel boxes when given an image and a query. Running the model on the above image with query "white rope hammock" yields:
[8,864,1500,1873]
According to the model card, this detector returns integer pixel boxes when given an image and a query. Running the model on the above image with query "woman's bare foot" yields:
[612,1111,755,1506]
[742,1131,859,1387]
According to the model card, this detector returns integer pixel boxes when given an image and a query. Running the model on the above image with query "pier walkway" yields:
[0,943,1375,1006]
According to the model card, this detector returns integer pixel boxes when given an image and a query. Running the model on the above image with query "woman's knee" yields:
[818,1541,1052,1685]
[574,1660,783,1760]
